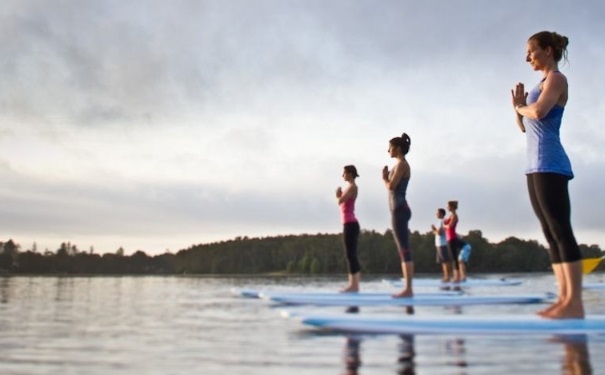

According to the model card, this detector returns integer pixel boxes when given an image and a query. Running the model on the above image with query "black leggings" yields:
[343,221,361,274]
[391,205,412,262]
[527,173,581,263]
[447,237,464,269]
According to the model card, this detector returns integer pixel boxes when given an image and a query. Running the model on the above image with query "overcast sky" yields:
[1,0,604,255]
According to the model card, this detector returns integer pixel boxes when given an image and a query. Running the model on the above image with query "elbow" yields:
[533,109,547,119]
[528,105,549,120]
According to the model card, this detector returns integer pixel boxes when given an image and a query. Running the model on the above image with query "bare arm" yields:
[444,213,458,228]
[515,73,567,120]
[511,83,527,133]
[431,224,443,236]
[383,160,410,191]
[337,184,357,204]
[515,113,526,133]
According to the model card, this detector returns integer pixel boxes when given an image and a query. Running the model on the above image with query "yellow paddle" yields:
[582,255,605,274]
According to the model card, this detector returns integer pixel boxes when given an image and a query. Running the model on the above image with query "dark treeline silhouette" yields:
[0,230,603,275]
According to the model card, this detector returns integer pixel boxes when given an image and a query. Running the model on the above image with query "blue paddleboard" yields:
[384,277,523,288]
[233,288,462,299]
[584,283,605,290]
[284,311,605,335]
[231,288,266,298]
[264,293,553,306]
[259,290,462,299]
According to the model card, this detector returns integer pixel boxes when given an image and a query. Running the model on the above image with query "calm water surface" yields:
[1,273,605,374]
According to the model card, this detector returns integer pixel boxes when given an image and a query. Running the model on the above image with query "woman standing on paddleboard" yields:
[444,200,464,283]
[511,31,584,319]
[382,133,414,298]
[336,165,361,292]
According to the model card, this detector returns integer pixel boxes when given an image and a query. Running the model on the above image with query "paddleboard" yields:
[231,288,267,298]
[384,277,523,288]
[284,311,605,335]
[233,288,462,299]
[259,290,462,299]
[265,293,553,306]
[584,283,605,290]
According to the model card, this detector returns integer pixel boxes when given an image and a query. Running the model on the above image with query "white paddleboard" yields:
[259,290,462,299]
[231,288,266,298]
[284,311,605,335]
[584,283,605,290]
[265,293,553,306]
[384,277,523,288]
[233,288,462,299]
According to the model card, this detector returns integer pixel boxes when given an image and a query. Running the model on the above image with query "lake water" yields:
[1,273,604,374]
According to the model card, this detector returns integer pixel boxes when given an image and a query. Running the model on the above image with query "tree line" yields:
[0,229,603,275]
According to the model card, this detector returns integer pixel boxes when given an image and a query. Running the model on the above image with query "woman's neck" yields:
[542,62,560,77]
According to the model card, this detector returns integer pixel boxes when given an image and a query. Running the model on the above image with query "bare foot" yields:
[392,289,413,298]
[340,285,359,293]
[542,303,585,319]
[441,277,451,282]
[536,301,561,317]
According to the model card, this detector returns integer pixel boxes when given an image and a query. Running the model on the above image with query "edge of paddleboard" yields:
[283,311,605,335]
[584,283,605,290]
[384,278,523,288]
[259,290,462,300]
[233,288,463,299]
[265,293,554,306]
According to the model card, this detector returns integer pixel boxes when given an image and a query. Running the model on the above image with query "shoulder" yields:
[546,71,568,86]
[397,159,410,173]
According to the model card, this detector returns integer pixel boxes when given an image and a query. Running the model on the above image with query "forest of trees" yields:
[0,229,603,275]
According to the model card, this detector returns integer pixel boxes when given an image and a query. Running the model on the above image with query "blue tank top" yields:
[522,75,573,179]
[389,174,409,211]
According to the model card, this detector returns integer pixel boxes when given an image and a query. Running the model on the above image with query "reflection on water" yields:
[396,334,415,375]
[340,334,417,375]
[0,275,603,374]
[0,276,10,303]
[342,337,362,375]
[338,333,593,375]
[340,306,418,375]
[444,338,468,368]
[556,336,592,375]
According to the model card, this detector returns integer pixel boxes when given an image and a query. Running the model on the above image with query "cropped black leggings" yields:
[527,172,581,264]
[447,237,465,269]
[343,221,361,274]
[391,204,412,262]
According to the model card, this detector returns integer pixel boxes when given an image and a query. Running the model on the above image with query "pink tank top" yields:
[340,195,357,224]
[444,216,457,241]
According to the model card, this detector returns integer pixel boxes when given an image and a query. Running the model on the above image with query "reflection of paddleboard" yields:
[384,278,523,288]
[284,311,605,335]
[264,293,553,306]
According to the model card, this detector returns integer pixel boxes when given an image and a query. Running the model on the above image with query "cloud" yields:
[1,0,605,254]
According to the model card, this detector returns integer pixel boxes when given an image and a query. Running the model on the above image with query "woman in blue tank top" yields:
[382,132,413,298]
[511,31,584,319]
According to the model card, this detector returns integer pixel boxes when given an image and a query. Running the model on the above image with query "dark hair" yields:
[389,132,411,155]
[437,208,446,216]
[344,165,359,178]
[447,200,458,210]
[529,31,569,63]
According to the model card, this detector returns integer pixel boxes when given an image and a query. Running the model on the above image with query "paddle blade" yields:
[582,256,605,274]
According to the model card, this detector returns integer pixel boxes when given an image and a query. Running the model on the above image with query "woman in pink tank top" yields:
[336,165,361,292]
[444,200,464,282]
